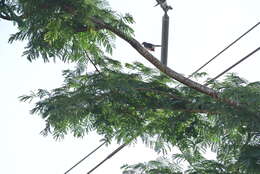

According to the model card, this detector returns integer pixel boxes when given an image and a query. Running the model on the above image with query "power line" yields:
[65,21,260,174]
[205,46,260,86]
[64,142,106,174]
[86,143,127,174]
[84,51,101,73]
[83,47,260,174]
[80,47,260,173]
[188,21,260,79]
[84,47,260,174]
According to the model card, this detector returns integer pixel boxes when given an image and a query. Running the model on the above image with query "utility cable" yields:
[188,21,260,79]
[64,142,106,174]
[81,46,260,174]
[66,22,260,174]
[64,52,105,174]
[84,51,101,73]
[86,143,128,174]
[205,46,260,86]
[83,47,260,174]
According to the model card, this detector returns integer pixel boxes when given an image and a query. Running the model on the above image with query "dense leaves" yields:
[1,0,260,173]
[20,58,260,173]
[1,0,134,62]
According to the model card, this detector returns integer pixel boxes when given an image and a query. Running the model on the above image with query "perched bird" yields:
[154,0,166,7]
[142,42,161,51]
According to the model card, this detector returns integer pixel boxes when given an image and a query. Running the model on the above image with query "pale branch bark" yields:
[0,6,238,106]
[0,4,239,102]
[91,17,240,107]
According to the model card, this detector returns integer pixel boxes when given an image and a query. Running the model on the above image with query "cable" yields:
[86,143,127,174]
[64,142,106,174]
[187,21,260,79]
[84,51,101,73]
[65,21,260,173]
[66,22,260,174]
[205,46,260,86]
[83,47,260,174]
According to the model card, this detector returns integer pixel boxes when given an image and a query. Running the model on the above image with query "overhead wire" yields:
[82,47,260,173]
[64,21,260,174]
[86,143,128,174]
[84,51,101,73]
[187,21,260,79]
[205,46,260,86]
[64,142,106,174]
[64,52,105,174]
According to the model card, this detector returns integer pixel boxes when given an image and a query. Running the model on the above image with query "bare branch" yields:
[91,17,240,107]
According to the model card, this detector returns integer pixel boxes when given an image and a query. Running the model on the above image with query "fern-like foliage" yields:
[2,1,259,173]
[3,0,134,62]
[19,57,260,173]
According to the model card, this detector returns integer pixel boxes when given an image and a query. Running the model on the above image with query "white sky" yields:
[0,0,260,173]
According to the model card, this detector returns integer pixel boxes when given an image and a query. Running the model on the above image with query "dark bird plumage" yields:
[142,42,161,51]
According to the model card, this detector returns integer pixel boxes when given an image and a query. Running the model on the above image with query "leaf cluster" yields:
[19,57,260,173]
[2,1,259,173]
[2,0,134,62]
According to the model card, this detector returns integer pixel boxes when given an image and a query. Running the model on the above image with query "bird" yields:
[154,0,166,7]
[142,42,161,51]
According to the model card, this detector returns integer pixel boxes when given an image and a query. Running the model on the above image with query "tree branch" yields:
[91,17,239,107]
[0,3,238,107]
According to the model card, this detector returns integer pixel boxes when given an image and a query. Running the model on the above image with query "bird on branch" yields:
[142,42,161,51]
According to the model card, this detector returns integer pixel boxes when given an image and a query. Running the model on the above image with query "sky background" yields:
[0,0,260,173]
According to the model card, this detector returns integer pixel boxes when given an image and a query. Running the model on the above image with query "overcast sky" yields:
[1,0,260,173]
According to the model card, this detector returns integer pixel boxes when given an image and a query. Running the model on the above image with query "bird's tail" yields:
[153,45,161,47]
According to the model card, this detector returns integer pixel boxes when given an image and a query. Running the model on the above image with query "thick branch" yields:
[0,4,238,107]
[91,17,239,107]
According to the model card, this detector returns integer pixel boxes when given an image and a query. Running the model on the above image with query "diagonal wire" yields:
[65,22,260,174]
[83,47,260,174]
[84,51,101,73]
[187,21,260,79]
[64,51,105,174]
[64,142,106,174]
[205,46,260,86]
[86,143,128,174]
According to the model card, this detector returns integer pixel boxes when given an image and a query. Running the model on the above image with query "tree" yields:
[1,0,259,173]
